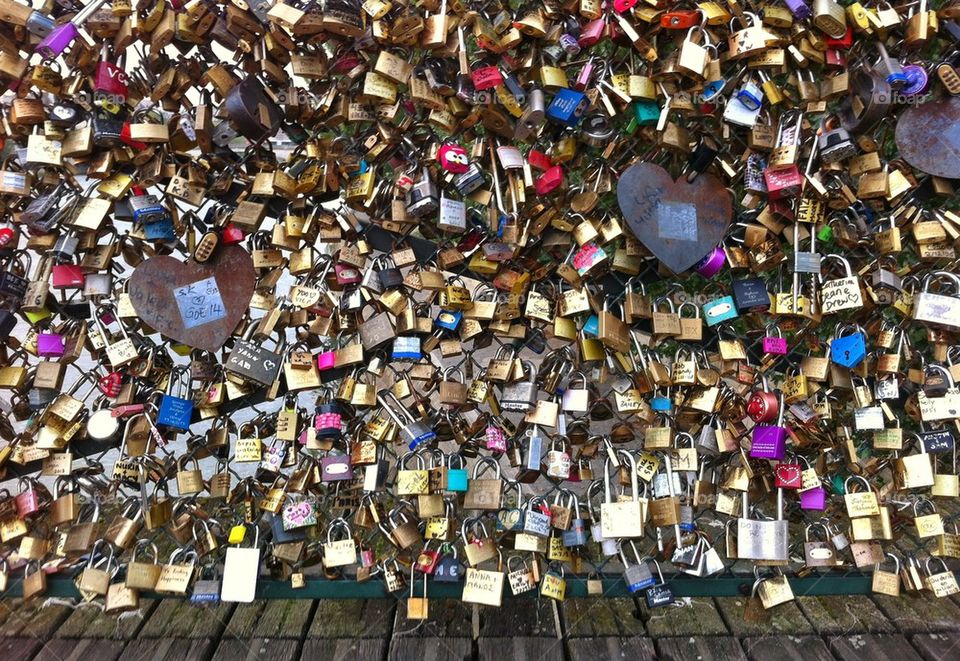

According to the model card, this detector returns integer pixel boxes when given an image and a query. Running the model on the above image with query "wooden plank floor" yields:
[0,592,959,660]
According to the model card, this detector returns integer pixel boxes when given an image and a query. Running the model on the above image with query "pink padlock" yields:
[317,350,337,371]
[578,18,606,48]
[535,166,564,196]
[485,425,507,453]
[334,263,361,285]
[15,478,41,518]
[360,545,376,567]
[762,327,788,355]
[37,332,65,357]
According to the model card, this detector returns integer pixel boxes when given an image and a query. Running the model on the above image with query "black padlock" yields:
[685,135,720,182]
[732,277,771,312]
[92,113,123,147]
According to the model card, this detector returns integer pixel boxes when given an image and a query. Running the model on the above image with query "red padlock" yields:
[763,165,803,200]
[747,388,780,423]
[824,49,846,69]
[415,547,441,574]
[0,225,15,249]
[94,45,129,100]
[774,461,804,489]
[470,65,503,90]
[221,223,245,245]
[438,142,469,174]
[535,165,564,196]
[824,24,853,49]
[98,372,123,398]
[119,121,146,150]
[527,149,552,171]
[660,10,701,29]
[51,263,85,289]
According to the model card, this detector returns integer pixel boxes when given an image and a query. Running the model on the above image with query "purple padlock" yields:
[37,332,65,357]
[783,0,811,20]
[35,0,110,59]
[902,64,929,96]
[321,455,352,481]
[800,486,827,510]
[694,246,726,278]
[749,392,787,460]
[750,424,787,460]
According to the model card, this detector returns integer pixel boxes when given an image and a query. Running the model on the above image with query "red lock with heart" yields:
[774,461,803,489]
[98,372,123,398]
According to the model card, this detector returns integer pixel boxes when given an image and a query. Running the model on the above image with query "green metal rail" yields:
[1,573,905,600]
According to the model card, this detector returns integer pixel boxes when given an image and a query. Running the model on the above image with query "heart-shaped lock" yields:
[98,372,123,397]
[895,96,960,179]
[127,245,255,353]
[616,162,733,273]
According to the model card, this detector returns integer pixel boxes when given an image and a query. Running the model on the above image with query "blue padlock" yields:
[144,217,176,241]
[391,336,422,360]
[433,550,462,583]
[435,309,462,331]
[650,390,672,412]
[546,88,589,126]
[622,541,655,593]
[831,328,866,368]
[156,366,193,431]
[582,314,599,337]
[702,296,739,326]
[130,193,169,224]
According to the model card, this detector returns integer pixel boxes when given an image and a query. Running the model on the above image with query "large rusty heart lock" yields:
[895,96,960,179]
[616,162,733,273]
[128,245,256,353]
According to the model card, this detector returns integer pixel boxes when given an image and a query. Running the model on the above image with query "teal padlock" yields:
[634,100,660,126]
